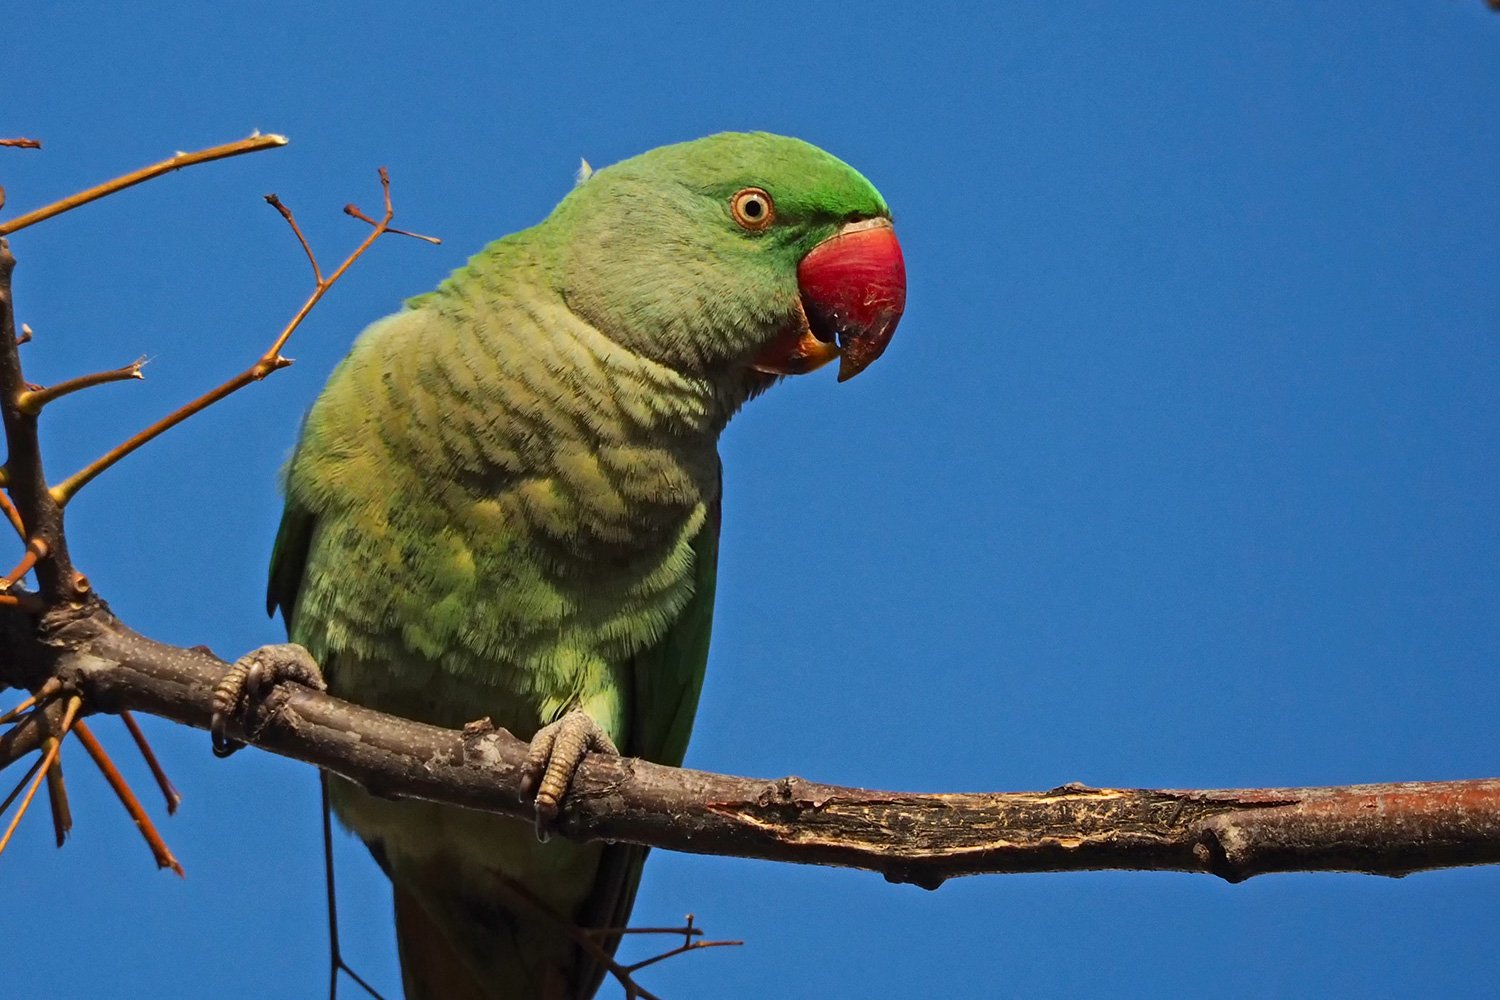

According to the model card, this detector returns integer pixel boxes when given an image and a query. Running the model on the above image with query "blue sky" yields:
[6,3,1499,997]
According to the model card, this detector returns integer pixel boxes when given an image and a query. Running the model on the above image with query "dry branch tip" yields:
[0,694,79,861]
[73,720,184,875]
[43,166,431,507]
[15,358,147,415]
[0,132,287,236]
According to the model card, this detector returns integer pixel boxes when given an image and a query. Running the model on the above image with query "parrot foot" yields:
[519,709,618,841]
[210,643,326,758]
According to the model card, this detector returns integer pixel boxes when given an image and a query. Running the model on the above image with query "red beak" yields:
[750,217,907,381]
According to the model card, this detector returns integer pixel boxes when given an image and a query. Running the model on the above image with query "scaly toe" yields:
[210,643,325,758]
[523,709,618,841]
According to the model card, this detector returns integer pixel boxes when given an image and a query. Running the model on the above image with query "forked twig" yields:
[322,771,390,1000]
[0,694,80,859]
[0,133,286,236]
[48,167,427,506]
[72,720,183,875]
[344,202,441,244]
[499,876,738,1000]
[622,915,740,975]
[41,701,73,848]
[43,745,71,846]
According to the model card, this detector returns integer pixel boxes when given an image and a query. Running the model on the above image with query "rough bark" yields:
[3,602,1498,886]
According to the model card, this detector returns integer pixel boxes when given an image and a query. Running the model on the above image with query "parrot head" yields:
[545,132,905,386]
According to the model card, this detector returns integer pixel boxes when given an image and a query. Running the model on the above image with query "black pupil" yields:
[744,198,762,217]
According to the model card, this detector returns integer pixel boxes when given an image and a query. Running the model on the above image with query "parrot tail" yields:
[393,881,570,1000]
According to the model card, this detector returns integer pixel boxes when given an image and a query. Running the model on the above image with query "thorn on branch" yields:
[0,694,79,861]
[16,324,31,345]
[72,720,183,875]
[119,711,181,815]
[42,734,71,847]
[15,358,147,415]
[0,138,42,150]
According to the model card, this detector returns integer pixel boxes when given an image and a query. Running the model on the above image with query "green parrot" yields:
[261,132,905,1000]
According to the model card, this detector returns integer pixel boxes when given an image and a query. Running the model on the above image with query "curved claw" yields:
[519,709,618,841]
[210,643,326,758]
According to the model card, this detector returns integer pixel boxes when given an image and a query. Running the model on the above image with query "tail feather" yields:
[389,844,648,1000]
[395,879,572,1000]
[394,884,491,1000]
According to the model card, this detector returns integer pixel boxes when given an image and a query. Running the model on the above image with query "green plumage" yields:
[268,133,890,1000]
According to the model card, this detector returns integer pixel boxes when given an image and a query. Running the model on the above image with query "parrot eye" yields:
[730,188,775,231]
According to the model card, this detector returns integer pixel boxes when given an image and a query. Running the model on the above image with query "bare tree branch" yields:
[1,603,1496,886]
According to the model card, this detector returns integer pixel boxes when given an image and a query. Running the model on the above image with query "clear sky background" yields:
[6,3,1499,997]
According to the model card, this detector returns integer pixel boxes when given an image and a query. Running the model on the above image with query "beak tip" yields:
[797,219,906,384]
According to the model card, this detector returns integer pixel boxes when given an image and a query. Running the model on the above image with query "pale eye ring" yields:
[730,188,775,230]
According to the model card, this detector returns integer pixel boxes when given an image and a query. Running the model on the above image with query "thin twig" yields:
[0,592,44,612]
[0,489,26,540]
[264,195,322,284]
[119,711,181,815]
[581,927,706,938]
[322,771,390,1000]
[500,876,665,1000]
[0,237,82,600]
[344,202,441,244]
[0,139,42,150]
[0,537,48,590]
[0,133,286,236]
[72,720,183,876]
[0,756,43,816]
[48,168,416,506]
[624,925,740,975]
[0,694,79,859]
[0,679,60,727]
[15,358,146,415]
